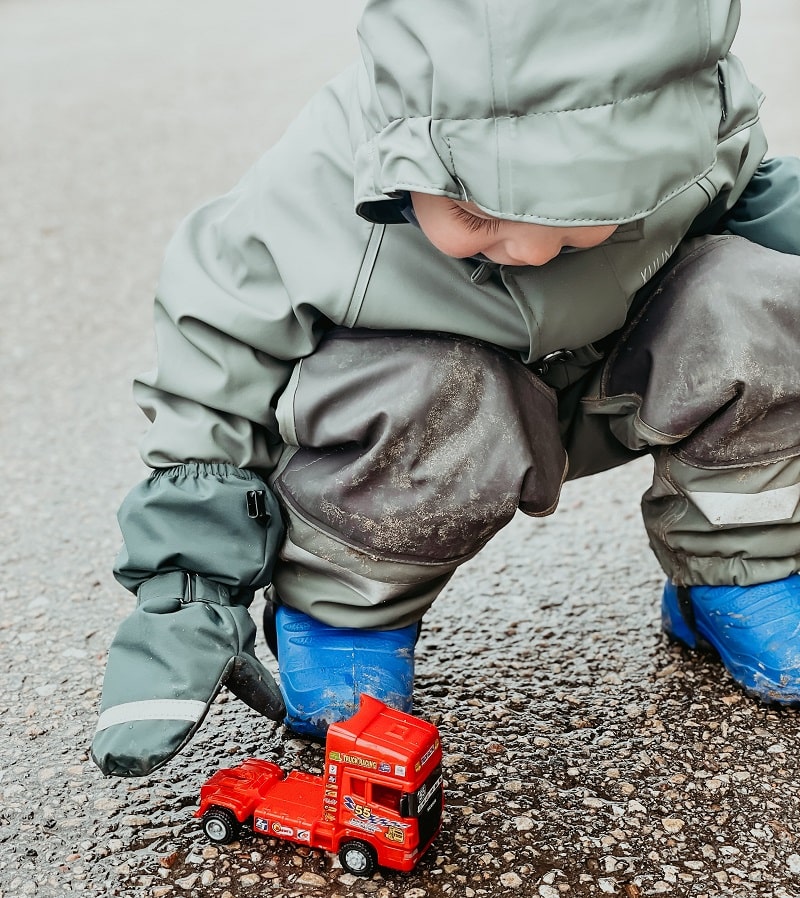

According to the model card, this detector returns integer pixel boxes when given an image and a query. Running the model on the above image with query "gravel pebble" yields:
[297,871,328,887]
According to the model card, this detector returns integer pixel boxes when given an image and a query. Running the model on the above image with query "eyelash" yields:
[449,203,501,236]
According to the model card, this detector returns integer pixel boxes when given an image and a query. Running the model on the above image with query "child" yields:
[92,0,800,777]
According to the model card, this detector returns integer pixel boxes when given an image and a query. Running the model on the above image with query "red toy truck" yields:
[195,695,443,876]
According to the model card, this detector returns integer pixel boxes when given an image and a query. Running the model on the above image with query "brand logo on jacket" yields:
[640,245,675,284]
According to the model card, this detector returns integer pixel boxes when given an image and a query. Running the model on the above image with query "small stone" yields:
[662,864,679,882]
[239,873,261,887]
[788,854,800,874]
[201,871,214,886]
[404,889,427,898]
[513,816,535,831]
[142,827,173,842]
[298,872,328,887]
[500,872,523,888]
[661,818,685,834]
[539,886,559,898]
[720,694,741,705]
[175,874,198,889]
[599,879,616,894]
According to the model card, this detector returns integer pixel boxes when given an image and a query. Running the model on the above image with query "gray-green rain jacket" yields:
[116,0,767,596]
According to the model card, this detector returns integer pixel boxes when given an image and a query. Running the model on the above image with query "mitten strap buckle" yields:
[137,571,233,606]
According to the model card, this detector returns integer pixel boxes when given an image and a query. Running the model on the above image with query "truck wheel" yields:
[338,839,377,877]
[202,806,240,845]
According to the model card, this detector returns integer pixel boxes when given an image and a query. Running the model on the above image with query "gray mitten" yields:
[91,572,285,776]
[92,463,285,777]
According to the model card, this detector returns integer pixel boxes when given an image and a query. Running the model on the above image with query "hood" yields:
[353,0,742,226]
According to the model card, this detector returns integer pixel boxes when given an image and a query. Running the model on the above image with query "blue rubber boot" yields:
[273,606,417,738]
[662,577,800,704]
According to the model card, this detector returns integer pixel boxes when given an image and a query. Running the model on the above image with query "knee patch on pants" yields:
[600,235,800,467]
[273,329,567,564]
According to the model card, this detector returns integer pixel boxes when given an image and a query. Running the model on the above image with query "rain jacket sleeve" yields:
[723,156,800,255]
[136,152,346,472]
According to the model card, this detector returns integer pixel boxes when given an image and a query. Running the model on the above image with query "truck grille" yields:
[416,765,443,849]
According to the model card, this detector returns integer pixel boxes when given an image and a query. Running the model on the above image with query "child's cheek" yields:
[425,227,486,260]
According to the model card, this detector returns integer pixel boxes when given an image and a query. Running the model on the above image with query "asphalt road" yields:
[2,2,800,897]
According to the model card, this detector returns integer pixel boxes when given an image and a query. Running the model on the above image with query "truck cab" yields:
[196,694,443,876]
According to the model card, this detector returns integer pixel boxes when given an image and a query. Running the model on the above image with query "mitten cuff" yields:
[114,463,284,598]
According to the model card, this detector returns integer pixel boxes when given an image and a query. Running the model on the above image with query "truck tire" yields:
[338,839,377,877]
[202,806,240,845]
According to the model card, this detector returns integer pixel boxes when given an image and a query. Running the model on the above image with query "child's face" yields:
[410,192,617,267]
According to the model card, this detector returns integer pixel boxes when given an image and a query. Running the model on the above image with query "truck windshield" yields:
[400,764,443,818]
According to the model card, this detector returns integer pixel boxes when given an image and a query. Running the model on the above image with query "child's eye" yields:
[449,203,501,236]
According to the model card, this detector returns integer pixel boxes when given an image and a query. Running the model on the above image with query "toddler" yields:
[93,0,800,776]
